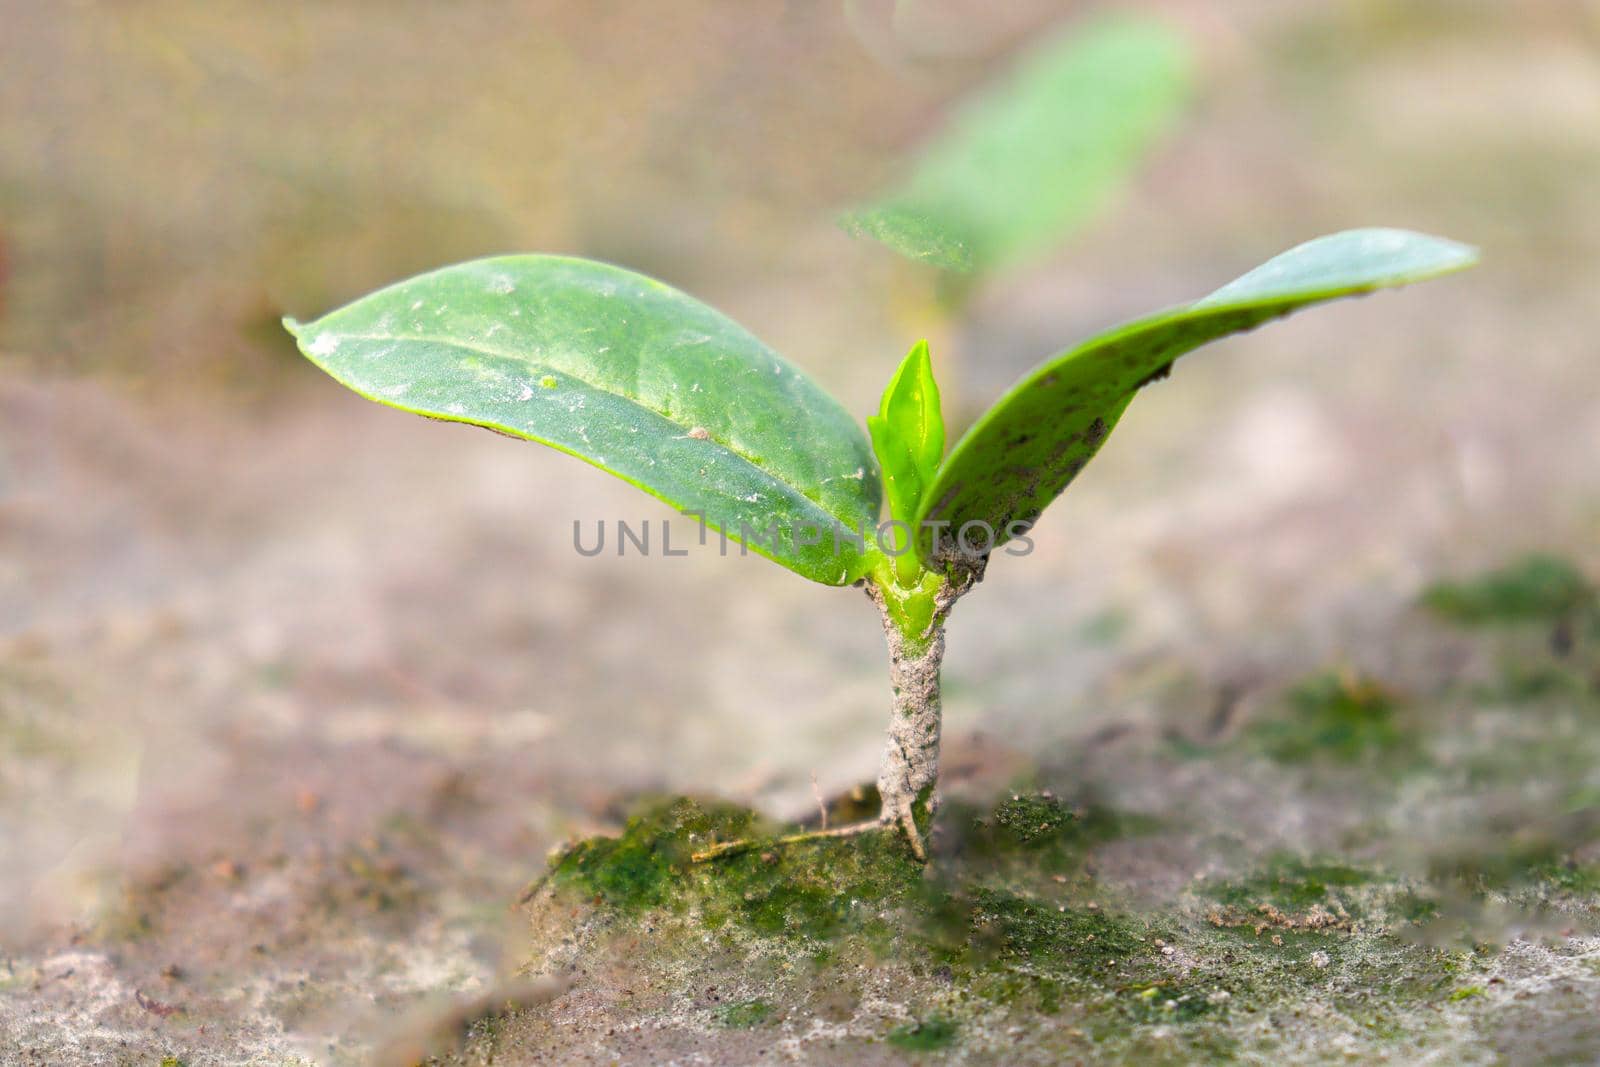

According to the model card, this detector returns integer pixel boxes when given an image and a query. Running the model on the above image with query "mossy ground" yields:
[464,794,1587,1064]
[417,555,1600,1065]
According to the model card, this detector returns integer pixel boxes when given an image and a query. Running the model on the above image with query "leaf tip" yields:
[1443,237,1482,271]
[1377,228,1480,278]
[281,316,304,339]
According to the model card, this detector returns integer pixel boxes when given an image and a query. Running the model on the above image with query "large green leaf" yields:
[916,229,1479,560]
[285,256,882,585]
[841,15,1191,274]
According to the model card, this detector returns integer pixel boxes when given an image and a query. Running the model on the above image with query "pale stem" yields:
[864,576,958,861]
[686,564,973,868]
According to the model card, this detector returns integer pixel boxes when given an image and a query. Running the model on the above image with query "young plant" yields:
[285,228,1476,859]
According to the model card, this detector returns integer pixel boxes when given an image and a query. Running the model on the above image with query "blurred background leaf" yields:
[840,14,1191,277]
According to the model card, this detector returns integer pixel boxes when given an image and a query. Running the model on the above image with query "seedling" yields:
[285,228,1476,859]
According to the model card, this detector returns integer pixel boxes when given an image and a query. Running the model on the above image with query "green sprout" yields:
[285,228,1476,859]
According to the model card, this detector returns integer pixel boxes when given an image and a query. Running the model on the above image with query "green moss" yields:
[545,791,1166,948]
[961,887,1143,973]
[886,1016,958,1051]
[547,796,922,939]
[547,797,757,911]
[705,828,922,941]
[990,793,1075,847]
[540,792,1171,1021]
[1427,836,1600,898]
[941,792,1160,879]
[521,788,1524,1062]
[1529,858,1600,895]
[1422,554,1594,625]
[1125,981,1219,1024]
[910,886,1162,1015]
[1449,985,1486,1001]
[1394,889,1441,923]
[716,998,775,1028]
[1207,857,1377,914]
[1250,672,1415,765]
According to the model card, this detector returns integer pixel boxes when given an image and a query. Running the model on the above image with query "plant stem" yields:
[864,564,970,861]
[683,558,975,868]
[876,612,944,861]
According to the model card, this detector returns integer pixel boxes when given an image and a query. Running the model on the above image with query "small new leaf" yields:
[867,340,945,529]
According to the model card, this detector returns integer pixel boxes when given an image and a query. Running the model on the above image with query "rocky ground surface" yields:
[472,575,1600,1064]
[2,363,1596,1066]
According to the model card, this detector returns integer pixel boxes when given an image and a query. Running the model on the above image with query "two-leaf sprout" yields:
[285,228,1476,858]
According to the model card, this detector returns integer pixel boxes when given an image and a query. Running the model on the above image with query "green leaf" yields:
[841,15,1191,274]
[867,340,945,527]
[916,228,1479,559]
[284,255,882,585]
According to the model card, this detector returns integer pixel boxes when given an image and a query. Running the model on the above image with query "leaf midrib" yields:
[311,328,871,531]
